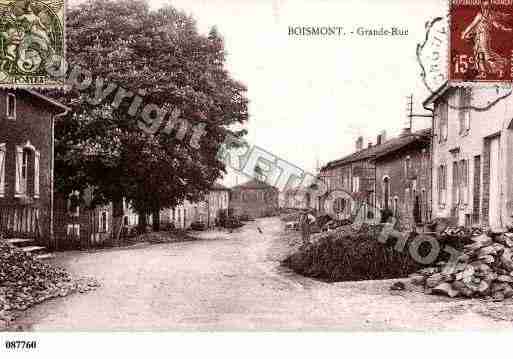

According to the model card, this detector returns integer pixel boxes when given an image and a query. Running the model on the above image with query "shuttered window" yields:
[0,143,5,197]
[452,161,460,206]
[34,150,40,198]
[439,101,448,142]
[7,93,16,120]
[459,88,471,135]
[14,146,23,196]
[438,165,447,206]
[460,159,469,205]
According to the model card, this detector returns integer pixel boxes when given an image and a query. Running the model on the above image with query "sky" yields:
[73,0,448,187]
[148,0,447,186]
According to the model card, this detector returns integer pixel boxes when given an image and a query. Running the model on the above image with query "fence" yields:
[0,205,41,240]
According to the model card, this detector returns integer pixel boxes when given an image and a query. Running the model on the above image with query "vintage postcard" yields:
[0,0,65,87]
[1,0,513,357]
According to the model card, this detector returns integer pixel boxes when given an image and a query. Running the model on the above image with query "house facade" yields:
[425,85,513,230]
[318,135,382,218]
[161,183,231,229]
[283,187,311,210]
[373,129,432,230]
[230,179,279,218]
[0,90,68,248]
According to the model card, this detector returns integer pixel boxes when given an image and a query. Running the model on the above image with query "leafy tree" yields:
[52,0,248,230]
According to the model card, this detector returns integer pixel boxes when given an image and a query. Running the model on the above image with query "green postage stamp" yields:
[0,0,64,88]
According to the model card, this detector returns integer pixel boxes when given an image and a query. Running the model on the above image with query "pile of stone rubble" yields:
[0,241,100,329]
[410,230,513,301]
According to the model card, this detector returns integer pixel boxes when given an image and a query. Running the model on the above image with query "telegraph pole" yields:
[406,94,433,130]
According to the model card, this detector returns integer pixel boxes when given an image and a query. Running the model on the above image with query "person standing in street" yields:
[300,210,316,245]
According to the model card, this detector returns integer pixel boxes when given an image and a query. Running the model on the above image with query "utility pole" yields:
[406,94,433,130]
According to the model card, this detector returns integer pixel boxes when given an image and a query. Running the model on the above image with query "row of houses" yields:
[286,84,513,231]
[0,90,280,250]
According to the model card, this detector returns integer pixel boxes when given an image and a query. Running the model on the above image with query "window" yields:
[405,156,411,177]
[15,147,31,196]
[66,224,80,237]
[459,88,471,135]
[15,144,39,197]
[333,198,346,214]
[383,177,390,210]
[0,143,5,197]
[353,176,360,192]
[439,101,448,142]
[452,161,460,207]
[6,93,15,120]
[459,159,469,206]
[438,165,447,206]
[21,149,29,194]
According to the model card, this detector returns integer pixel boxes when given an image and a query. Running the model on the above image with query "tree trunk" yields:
[152,207,160,232]
[139,211,148,233]
[112,199,124,245]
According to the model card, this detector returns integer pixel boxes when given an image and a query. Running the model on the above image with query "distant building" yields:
[425,84,513,229]
[318,134,383,218]
[318,129,432,226]
[0,90,68,248]
[230,179,279,218]
[372,129,432,230]
[283,186,311,210]
[161,183,231,229]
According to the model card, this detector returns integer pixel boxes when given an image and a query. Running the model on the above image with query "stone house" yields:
[230,179,279,218]
[0,89,68,248]
[161,183,231,229]
[424,84,513,230]
[283,187,311,210]
[318,134,385,218]
[372,128,432,229]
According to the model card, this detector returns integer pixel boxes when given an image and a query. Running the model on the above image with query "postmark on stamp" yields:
[450,0,513,83]
[0,0,64,88]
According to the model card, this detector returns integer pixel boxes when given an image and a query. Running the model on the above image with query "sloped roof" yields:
[24,89,70,113]
[211,182,230,191]
[231,179,277,191]
[373,128,431,161]
[322,128,431,170]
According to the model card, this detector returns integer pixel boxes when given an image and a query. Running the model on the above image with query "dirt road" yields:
[13,217,513,330]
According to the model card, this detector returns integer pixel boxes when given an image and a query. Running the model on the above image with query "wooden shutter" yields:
[461,159,468,205]
[438,166,443,206]
[14,146,23,196]
[0,143,5,197]
[452,161,459,206]
[34,150,40,198]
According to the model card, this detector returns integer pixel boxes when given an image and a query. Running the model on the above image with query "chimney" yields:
[377,130,386,145]
[356,136,364,151]
[368,142,373,149]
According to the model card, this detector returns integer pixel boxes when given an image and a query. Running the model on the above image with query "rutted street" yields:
[12,218,513,331]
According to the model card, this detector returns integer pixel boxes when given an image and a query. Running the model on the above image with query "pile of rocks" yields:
[410,231,513,301]
[0,241,100,329]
